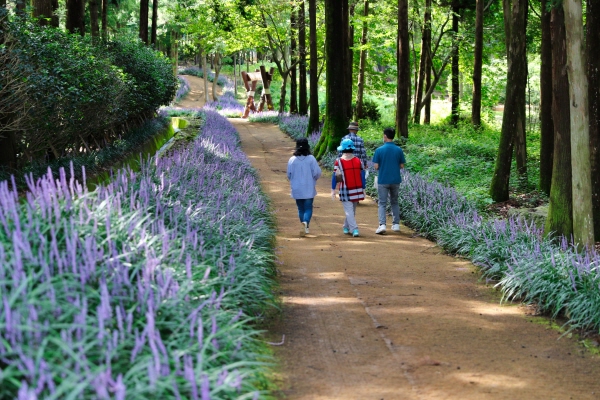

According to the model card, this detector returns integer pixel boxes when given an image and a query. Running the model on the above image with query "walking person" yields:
[287,138,322,236]
[372,127,406,234]
[337,121,368,169]
[331,139,365,237]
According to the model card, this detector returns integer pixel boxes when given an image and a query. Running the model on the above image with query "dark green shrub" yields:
[106,38,177,116]
[2,17,177,169]
[8,20,129,160]
[354,98,381,122]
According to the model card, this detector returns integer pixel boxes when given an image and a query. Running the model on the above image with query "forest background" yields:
[1,0,600,398]
[1,0,598,248]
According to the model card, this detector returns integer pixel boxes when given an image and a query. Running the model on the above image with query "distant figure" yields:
[372,127,406,234]
[287,138,322,236]
[331,139,365,237]
[337,121,368,169]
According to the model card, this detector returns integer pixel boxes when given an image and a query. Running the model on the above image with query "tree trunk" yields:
[90,0,100,38]
[490,0,528,201]
[563,0,595,247]
[414,0,431,124]
[346,1,355,119]
[451,2,460,125]
[308,0,320,135]
[355,0,369,120]
[33,0,53,26]
[471,0,484,127]
[234,53,238,98]
[290,7,298,114]
[315,0,349,158]
[51,0,58,26]
[539,0,554,195]
[280,75,289,113]
[545,6,573,239]
[171,30,178,79]
[66,0,85,35]
[424,42,432,124]
[202,52,209,103]
[396,0,410,138]
[151,0,158,46]
[15,0,25,14]
[139,0,149,44]
[299,0,308,115]
[588,0,600,240]
[102,0,108,39]
[212,53,221,102]
[0,5,17,170]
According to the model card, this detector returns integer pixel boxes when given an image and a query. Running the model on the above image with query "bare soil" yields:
[231,118,600,400]
[173,75,222,109]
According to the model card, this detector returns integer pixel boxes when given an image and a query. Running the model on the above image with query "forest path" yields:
[173,74,222,109]
[230,118,600,400]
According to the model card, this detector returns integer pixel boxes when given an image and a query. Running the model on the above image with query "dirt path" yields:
[174,75,222,109]
[230,118,600,400]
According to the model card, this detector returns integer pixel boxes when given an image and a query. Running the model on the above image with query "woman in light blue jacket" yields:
[287,138,322,235]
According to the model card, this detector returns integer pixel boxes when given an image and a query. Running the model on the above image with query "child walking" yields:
[331,139,365,237]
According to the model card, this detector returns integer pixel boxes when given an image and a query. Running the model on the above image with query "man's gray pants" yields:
[377,184,400,226]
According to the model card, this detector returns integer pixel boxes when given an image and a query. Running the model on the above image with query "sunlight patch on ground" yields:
[452,372,527,389]
[283,296,359,306]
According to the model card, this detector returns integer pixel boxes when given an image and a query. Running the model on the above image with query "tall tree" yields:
[314,0,349,157]
[90,0,100,38]
[545,6,573,239]
[563,0,595,247]
[101,0,108,39]
[450,1,460,125]
[489,0,528,201]
[140,0,149,44]
[539,0,554,195]
[290,6,298,114]
[66,0,85,35]
[261,4,299,113]
[588,0,600,239]
[307,0,320,134]
[298,0,308,115]
[32,0,55,26]
[424,52,432,123]
[414,0,432,124]
[211,53,221,102]
[0,2,17,171]
[346,0,356,119]
[355,0,369,120]
[396,0,410,138]
[151,0,158,46]
[471,0,484,126]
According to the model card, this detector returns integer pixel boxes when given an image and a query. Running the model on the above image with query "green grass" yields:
[358,106,543,211]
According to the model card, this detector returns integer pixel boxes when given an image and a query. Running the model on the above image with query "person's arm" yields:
[311,157,322,180]
[374,163,379,171]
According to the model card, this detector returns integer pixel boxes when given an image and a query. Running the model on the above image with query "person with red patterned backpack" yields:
[331,139,366,237]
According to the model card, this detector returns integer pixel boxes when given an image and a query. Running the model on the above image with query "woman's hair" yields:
[294,138,311,156]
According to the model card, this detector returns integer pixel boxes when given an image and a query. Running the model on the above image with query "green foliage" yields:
[2,17,177,168]
[354,98,381,122]
[107,37,178,115]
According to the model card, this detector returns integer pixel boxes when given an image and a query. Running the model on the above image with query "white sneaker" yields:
[303,222,309,234]
[376,224,386,234]
[391,224,400,232]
